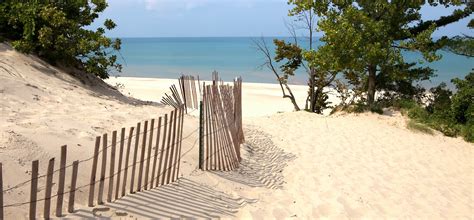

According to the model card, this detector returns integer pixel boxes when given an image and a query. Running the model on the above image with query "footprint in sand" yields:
[93,206,129,218]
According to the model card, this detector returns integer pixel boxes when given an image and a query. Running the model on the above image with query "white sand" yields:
[1,43,473,219]
[106,76,342,117]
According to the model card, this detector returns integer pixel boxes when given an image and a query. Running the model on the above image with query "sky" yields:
[91,0,473,38]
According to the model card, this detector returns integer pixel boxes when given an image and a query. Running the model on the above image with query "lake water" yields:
[116,37,472,88]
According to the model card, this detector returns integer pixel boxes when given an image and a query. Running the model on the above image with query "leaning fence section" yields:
[161,75,200,111]
[199,75,244,171]
[88,105,185,208]
[0,105,185,219]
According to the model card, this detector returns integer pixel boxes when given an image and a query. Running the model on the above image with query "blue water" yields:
[116,37,472,87]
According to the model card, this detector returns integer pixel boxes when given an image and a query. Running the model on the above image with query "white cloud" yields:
[144,0,159,10]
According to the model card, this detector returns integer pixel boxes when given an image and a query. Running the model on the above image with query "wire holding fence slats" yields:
[200,73,243,171]
[0,105,186,219]
[87,105,185,207]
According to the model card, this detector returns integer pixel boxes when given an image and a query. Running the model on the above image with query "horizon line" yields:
[110,35,454,38]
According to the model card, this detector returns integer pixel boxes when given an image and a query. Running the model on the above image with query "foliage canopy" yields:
[0,0,121,79]
[289,0,472,106]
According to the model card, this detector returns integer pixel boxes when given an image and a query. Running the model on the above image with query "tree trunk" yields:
[367,65,376,106]
[308,69,315,111]
[284,84,300,111]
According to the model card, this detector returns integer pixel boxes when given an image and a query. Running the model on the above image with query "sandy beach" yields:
[1,43,473,219]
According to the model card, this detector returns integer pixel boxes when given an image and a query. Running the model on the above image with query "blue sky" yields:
[92,0,473,38]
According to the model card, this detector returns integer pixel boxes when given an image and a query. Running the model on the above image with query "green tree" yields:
[0,0,121,79]
[255,8,335,113]
[444,18,473,57]
[289,0,472,107]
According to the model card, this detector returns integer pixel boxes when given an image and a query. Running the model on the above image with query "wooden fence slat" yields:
[199,102,204,170]
[151,117,162,188]
[219,86,232,170]
[161,110,174,185]
[107,131,117,202]
[213,86,225,170]
[68,160,79,213]
[205,86,212,170]
[166,108,178,184]
[184,76,189,108]
[144,119,155,190]
[137,121,148,192]
[122,127,134,197]
[88,136,100,207]
[98,133,108,204]
[203,86,209,170]
[216,91,232,171]
[171,85,183,106]
[182,76,188,108]
[222,87,235,167]
[44,158,54,219]
[197,75,202,97]
[56,145,67,216]
[222,89,238,169]
[165,94,179,108]
[175,105,185,179]
[210,86,219,170]
[219,85,231,171]
[130,123,140,194]
[219,87,233,170]
[172,107,182,180]
[191,76,198,109]
[209,84,218,170]
[29,160,39,220]
[156,114,168,187]
[115,127,125,199]
[0,163,3,220]
[179,76,187,112]
[187,76,193,108]
[206,86,213,169]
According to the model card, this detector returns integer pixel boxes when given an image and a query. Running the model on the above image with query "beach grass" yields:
[407,120,434,135]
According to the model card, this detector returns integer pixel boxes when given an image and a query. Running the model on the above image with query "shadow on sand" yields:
[213,128,296,189]
[71,128,291,218]
[72,178,256,218]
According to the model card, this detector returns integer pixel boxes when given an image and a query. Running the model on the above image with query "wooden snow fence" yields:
[161,75,200,112]
[199,76,244,171]
[0,105,185,219]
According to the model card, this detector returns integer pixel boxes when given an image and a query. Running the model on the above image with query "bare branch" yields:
[253,37,301,111]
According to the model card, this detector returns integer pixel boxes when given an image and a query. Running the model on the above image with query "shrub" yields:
[461,124,474,142]
[407,121,434,135]
[405,72,473,142]
[0,1,121,79]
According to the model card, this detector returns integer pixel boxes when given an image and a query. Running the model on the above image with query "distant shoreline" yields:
[114,37,470,90]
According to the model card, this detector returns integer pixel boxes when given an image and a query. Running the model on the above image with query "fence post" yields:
[0,163,3,220]
[88,136,100,207]
[44,158,55,219]
[68,160,79,213]
[199,101,204,170]
[107,131,117,202]
[29,160,39,220]
[56,145,67,217]
[98,133,108,204]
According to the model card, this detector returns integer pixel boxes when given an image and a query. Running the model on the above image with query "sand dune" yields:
[0,43,176,218]
[1,43,473,219]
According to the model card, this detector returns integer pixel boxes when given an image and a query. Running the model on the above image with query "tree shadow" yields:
[71,178,256,218]
[213,128,296,189]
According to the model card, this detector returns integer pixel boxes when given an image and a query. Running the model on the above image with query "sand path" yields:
[237,111,473,219]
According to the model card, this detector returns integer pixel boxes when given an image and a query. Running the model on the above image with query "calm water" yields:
[117,37,472,88]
